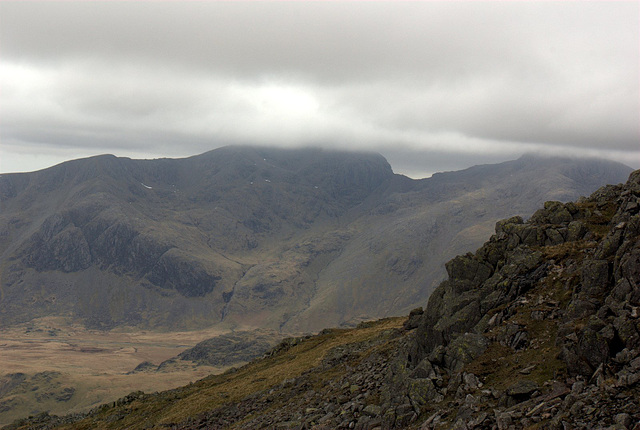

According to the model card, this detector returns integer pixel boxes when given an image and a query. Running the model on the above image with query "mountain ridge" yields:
[0,147,633,332]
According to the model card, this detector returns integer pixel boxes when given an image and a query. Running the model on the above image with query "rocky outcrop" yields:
[147,249,221,297]
[19,212,172,283]
[377,169,640,429]
[177,331,280,367]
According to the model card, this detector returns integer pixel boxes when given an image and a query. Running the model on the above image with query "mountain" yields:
[0,146,632,332]
[8,169,640,430]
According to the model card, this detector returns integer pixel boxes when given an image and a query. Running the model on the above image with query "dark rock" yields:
[129,361,156,373]
[495,216,524,235]
[443,333,488,372]
[581,260,610,297]
[407,378,438,413]
[55,387,75,402]
[530,201,573,225]
[546,228,566,245]
[362,404,382,418]
[179,332,277,366]
[148,250,221,297]
[506,380,539,399]
[410,359,435,379]
[567,220,588,241]
[509,329,530,351]
[617,371,640,387]
[445,253,493,286]
[403,308,424,330]
[613,317,640,350]
[615,413,633,428]
[562,318,614,378]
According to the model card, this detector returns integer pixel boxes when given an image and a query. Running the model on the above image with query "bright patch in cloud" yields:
[0,1,637,175]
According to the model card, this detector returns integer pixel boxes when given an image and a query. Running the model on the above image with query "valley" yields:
[0,317,231,425]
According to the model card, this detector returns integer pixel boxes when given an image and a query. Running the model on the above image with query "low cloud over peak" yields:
[1,1,638,178]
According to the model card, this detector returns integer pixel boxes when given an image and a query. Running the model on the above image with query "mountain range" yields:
[6,163,640,430]
[0,146,632,334]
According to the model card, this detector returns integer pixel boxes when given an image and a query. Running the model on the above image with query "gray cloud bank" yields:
[1,1,638,178]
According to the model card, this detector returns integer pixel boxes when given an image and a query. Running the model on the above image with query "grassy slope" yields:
[57,318,405,430]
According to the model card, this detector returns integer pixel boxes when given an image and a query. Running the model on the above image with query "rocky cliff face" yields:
[382,170,640,429]
[11,171,639,430]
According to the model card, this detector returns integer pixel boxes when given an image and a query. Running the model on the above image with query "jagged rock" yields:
[179,331,278,366]
[55,387,75,402]
[21,221,93,273]
[630,356,640,371]
[410,359,435,380]
[443,333,489,372]
[495,216,524,235]
[597,229,626,259]
[362,404,382,418]
[427,345,446,365]
[614,348,635,365]
[581,260,611,297]
[506,380,539,399]
[495,410,514,430]
[616,248,640,303]
[615,412,633,428]
[613,316,640,350]
[148,249,221,297]
[511,330,530,350]
[463,373,480,390]
[407,378,438,413]
[530,201,573,225]
[563,324,610,377]
[617,370,640,387]
[567,220,588,241]
[403,308,423,330]
[546,227,566,245]
[445,253,493,286]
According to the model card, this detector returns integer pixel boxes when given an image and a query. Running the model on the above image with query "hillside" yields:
[8,168,639,430]
[0,147,632,333]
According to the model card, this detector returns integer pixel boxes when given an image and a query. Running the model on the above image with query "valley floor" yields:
[0,317,229,426]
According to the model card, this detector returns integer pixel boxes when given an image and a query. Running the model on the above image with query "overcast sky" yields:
[1,1,638,178]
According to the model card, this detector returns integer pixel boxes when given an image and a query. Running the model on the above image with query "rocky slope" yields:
[0,147,631,333]
[8,169,640,430]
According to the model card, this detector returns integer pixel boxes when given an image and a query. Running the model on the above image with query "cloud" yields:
[1,1,638,177]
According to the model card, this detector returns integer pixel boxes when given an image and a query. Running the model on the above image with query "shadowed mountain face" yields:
[0,146,632,331]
